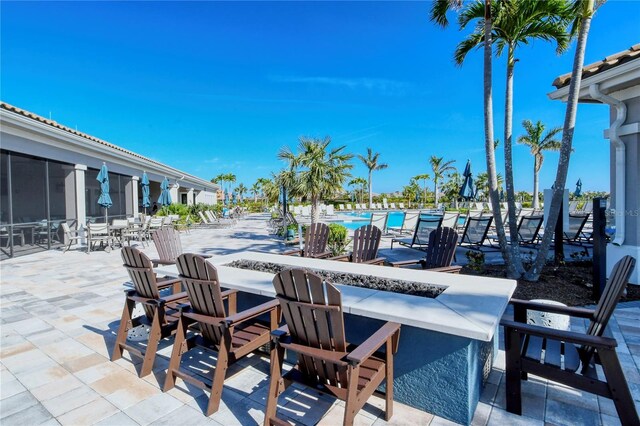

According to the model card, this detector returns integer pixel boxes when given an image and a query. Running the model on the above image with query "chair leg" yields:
[206,326,231,416]
[264,339,286,426]
[163,317,188,391]
[343,364,360,426]
[139,308,162,377]
[599,348,639,425]
[385,338,394,421]
[504,327,523,415]
[112,298,135,361]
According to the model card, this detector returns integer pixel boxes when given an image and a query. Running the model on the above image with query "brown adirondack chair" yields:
[112,247,187,377]
[265,269,401,426]
[151,226,183,267]
[388,227,461,273]
[163,253,281,416]
[501,256,638,425]
[283,222,331,258]
[330,224,385,265]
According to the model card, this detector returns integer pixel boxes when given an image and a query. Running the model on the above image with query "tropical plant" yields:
[262,176,281,204]
[279,137,353,223]
[475,172,503,201]
[429,156,456,206]
[235,183,247,203]
[327,223,351,256]
[526,0,599,280]
[517,119,562,209]
[402,179,420,204]
[455,0,571,272]
[441,171,462,207]
[348,177,368,204]
[250,182,261,203]
[357,148,388,206]
[413,174,431,204]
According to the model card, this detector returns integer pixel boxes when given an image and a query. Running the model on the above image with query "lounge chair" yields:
[346,203,352,211]
[568,200,580,213]
[376,202,383,210]
[163,253,280,415]
[331,225,385,265]
[518,207,535,218]
[501,256,638,425]
[338,204,345,211]
[112,247,187,377]
[326,205,335,216]
[283,222,332,258]
[390,202,397,209]
[458,216,493,252]
[370,211,388,234]
[581,200,593,214]
[389,227,461,273]
[391,216,443,250]
[441,211,460,230]
[383,199,389,209]
[398,202,406,210]
[265,268,401,426]
[517,215,544,246]
[562,213,592,254]
[388,211,419,235]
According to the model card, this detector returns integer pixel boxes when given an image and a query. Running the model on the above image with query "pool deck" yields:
[1,213,639,425]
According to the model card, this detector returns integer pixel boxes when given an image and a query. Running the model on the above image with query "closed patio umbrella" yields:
[574,178,582,197]
[459,160,475,200]
[97,162,112,223]
[141,172,150,215]
[157,177,172,211]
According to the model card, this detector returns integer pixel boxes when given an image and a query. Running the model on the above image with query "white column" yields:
[74,164,87,242]
[131,176,140,217]
[170,183,179,205]
[187,188,194,206]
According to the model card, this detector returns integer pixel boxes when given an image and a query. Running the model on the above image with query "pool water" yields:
[335,211,466,230]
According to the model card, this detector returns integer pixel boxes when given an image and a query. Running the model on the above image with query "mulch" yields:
[461,261,640,307]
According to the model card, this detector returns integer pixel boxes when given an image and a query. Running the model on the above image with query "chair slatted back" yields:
[566,214,590,240]
[149,217,164,229]
[176,253,226,345]
[461,216,493,245]
[370,212,388,233]
[352,225,382,263]
[121,247,161,319]
[413,217,443,246]
[152,227,183,263]
[586,256,636,341]
[304,223,330,257]
[273,269,348,387]
[424,227,459,269]
[401,211,420,232]
[89,223,109,236]
[441,212,460,229]
[518,215,543,244]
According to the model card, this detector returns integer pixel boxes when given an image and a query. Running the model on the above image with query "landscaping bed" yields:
[461,261,640,306]
[226,259,446,298]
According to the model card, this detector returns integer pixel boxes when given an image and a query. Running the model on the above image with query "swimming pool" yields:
[333,211,466,230]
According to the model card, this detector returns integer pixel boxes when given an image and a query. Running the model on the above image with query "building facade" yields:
[0,102,219,259]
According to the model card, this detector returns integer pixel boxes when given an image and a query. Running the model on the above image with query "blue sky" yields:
[2,1,639,194]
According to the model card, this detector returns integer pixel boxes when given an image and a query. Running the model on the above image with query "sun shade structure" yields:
[96,162,112,222]
[141,171,151,213]
[459,160,475,200]
[157,177,172,207]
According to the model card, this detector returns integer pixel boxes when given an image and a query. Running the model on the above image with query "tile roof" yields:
[552,44,640,89]
[0,101,166,168]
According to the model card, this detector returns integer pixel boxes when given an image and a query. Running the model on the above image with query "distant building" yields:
[549,44,640,283]
[0,102,219,259]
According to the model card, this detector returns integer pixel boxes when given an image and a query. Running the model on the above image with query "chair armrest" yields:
[220,289,238,299]
[362,257,386,266]
[161,291,188,303]
[329,254,350,262]
[279,340,349,367]
[225,299,280,326]
[271,325,289,338]
[426,265,463,274]
[156,277,181,289]
[500,319,617,349]
[388,259,422,268]
[346,322,401,365]
[510,299,594,319]
[282,249,302,256]
[311,251,333,259]
[183,311,227,326]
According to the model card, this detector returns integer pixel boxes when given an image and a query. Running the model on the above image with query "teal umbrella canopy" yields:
[459,160,475,200]
[574,178,582,197]
[141,172,151,208]
[157,177,172,206]
[96,163,113,208]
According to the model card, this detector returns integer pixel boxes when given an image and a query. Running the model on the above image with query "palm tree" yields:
[517,120,562,209]
[412,174,431,205]
[402,179,420,205]
[476,172,504,201]
[455,0,571,273]
[211,173,227,202]
[225,173,236,200]
[235,183,247,203]
[280,137,353,223]
[429,156,455,206]
[251,182,260,203]
[348,177,368,204]
[357,148,388,206]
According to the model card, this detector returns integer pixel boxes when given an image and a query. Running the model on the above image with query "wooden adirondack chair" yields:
[283,222,332,258]
[163,253,281,416]
[501,256,638,425]
[151,227,183,267]
[112,247,187,377]
[265,269,401,426]
[389,227,461,273]
[330,225,385,265]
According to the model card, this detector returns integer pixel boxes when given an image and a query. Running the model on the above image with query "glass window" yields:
[86,168,130,221]
[48,160,71,221]
[0,151,9,225]
[10,152,46,224]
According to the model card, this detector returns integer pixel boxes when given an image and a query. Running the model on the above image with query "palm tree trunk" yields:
[368,171,373,206]
[526,0,594,281]
[311,196,319,224]
[503,46,524,275]
[483,0,518,279]
[532,158,540,209]
[434,180,438,206]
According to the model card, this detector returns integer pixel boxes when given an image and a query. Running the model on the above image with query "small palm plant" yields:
[412,174,431,204]
[517,119,562,209]
[357,148,388,206]
[429,156,456,206]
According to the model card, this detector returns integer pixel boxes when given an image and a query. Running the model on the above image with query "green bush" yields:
[327,223,350,256]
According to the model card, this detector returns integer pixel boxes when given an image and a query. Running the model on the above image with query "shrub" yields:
[327,223,350,256]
